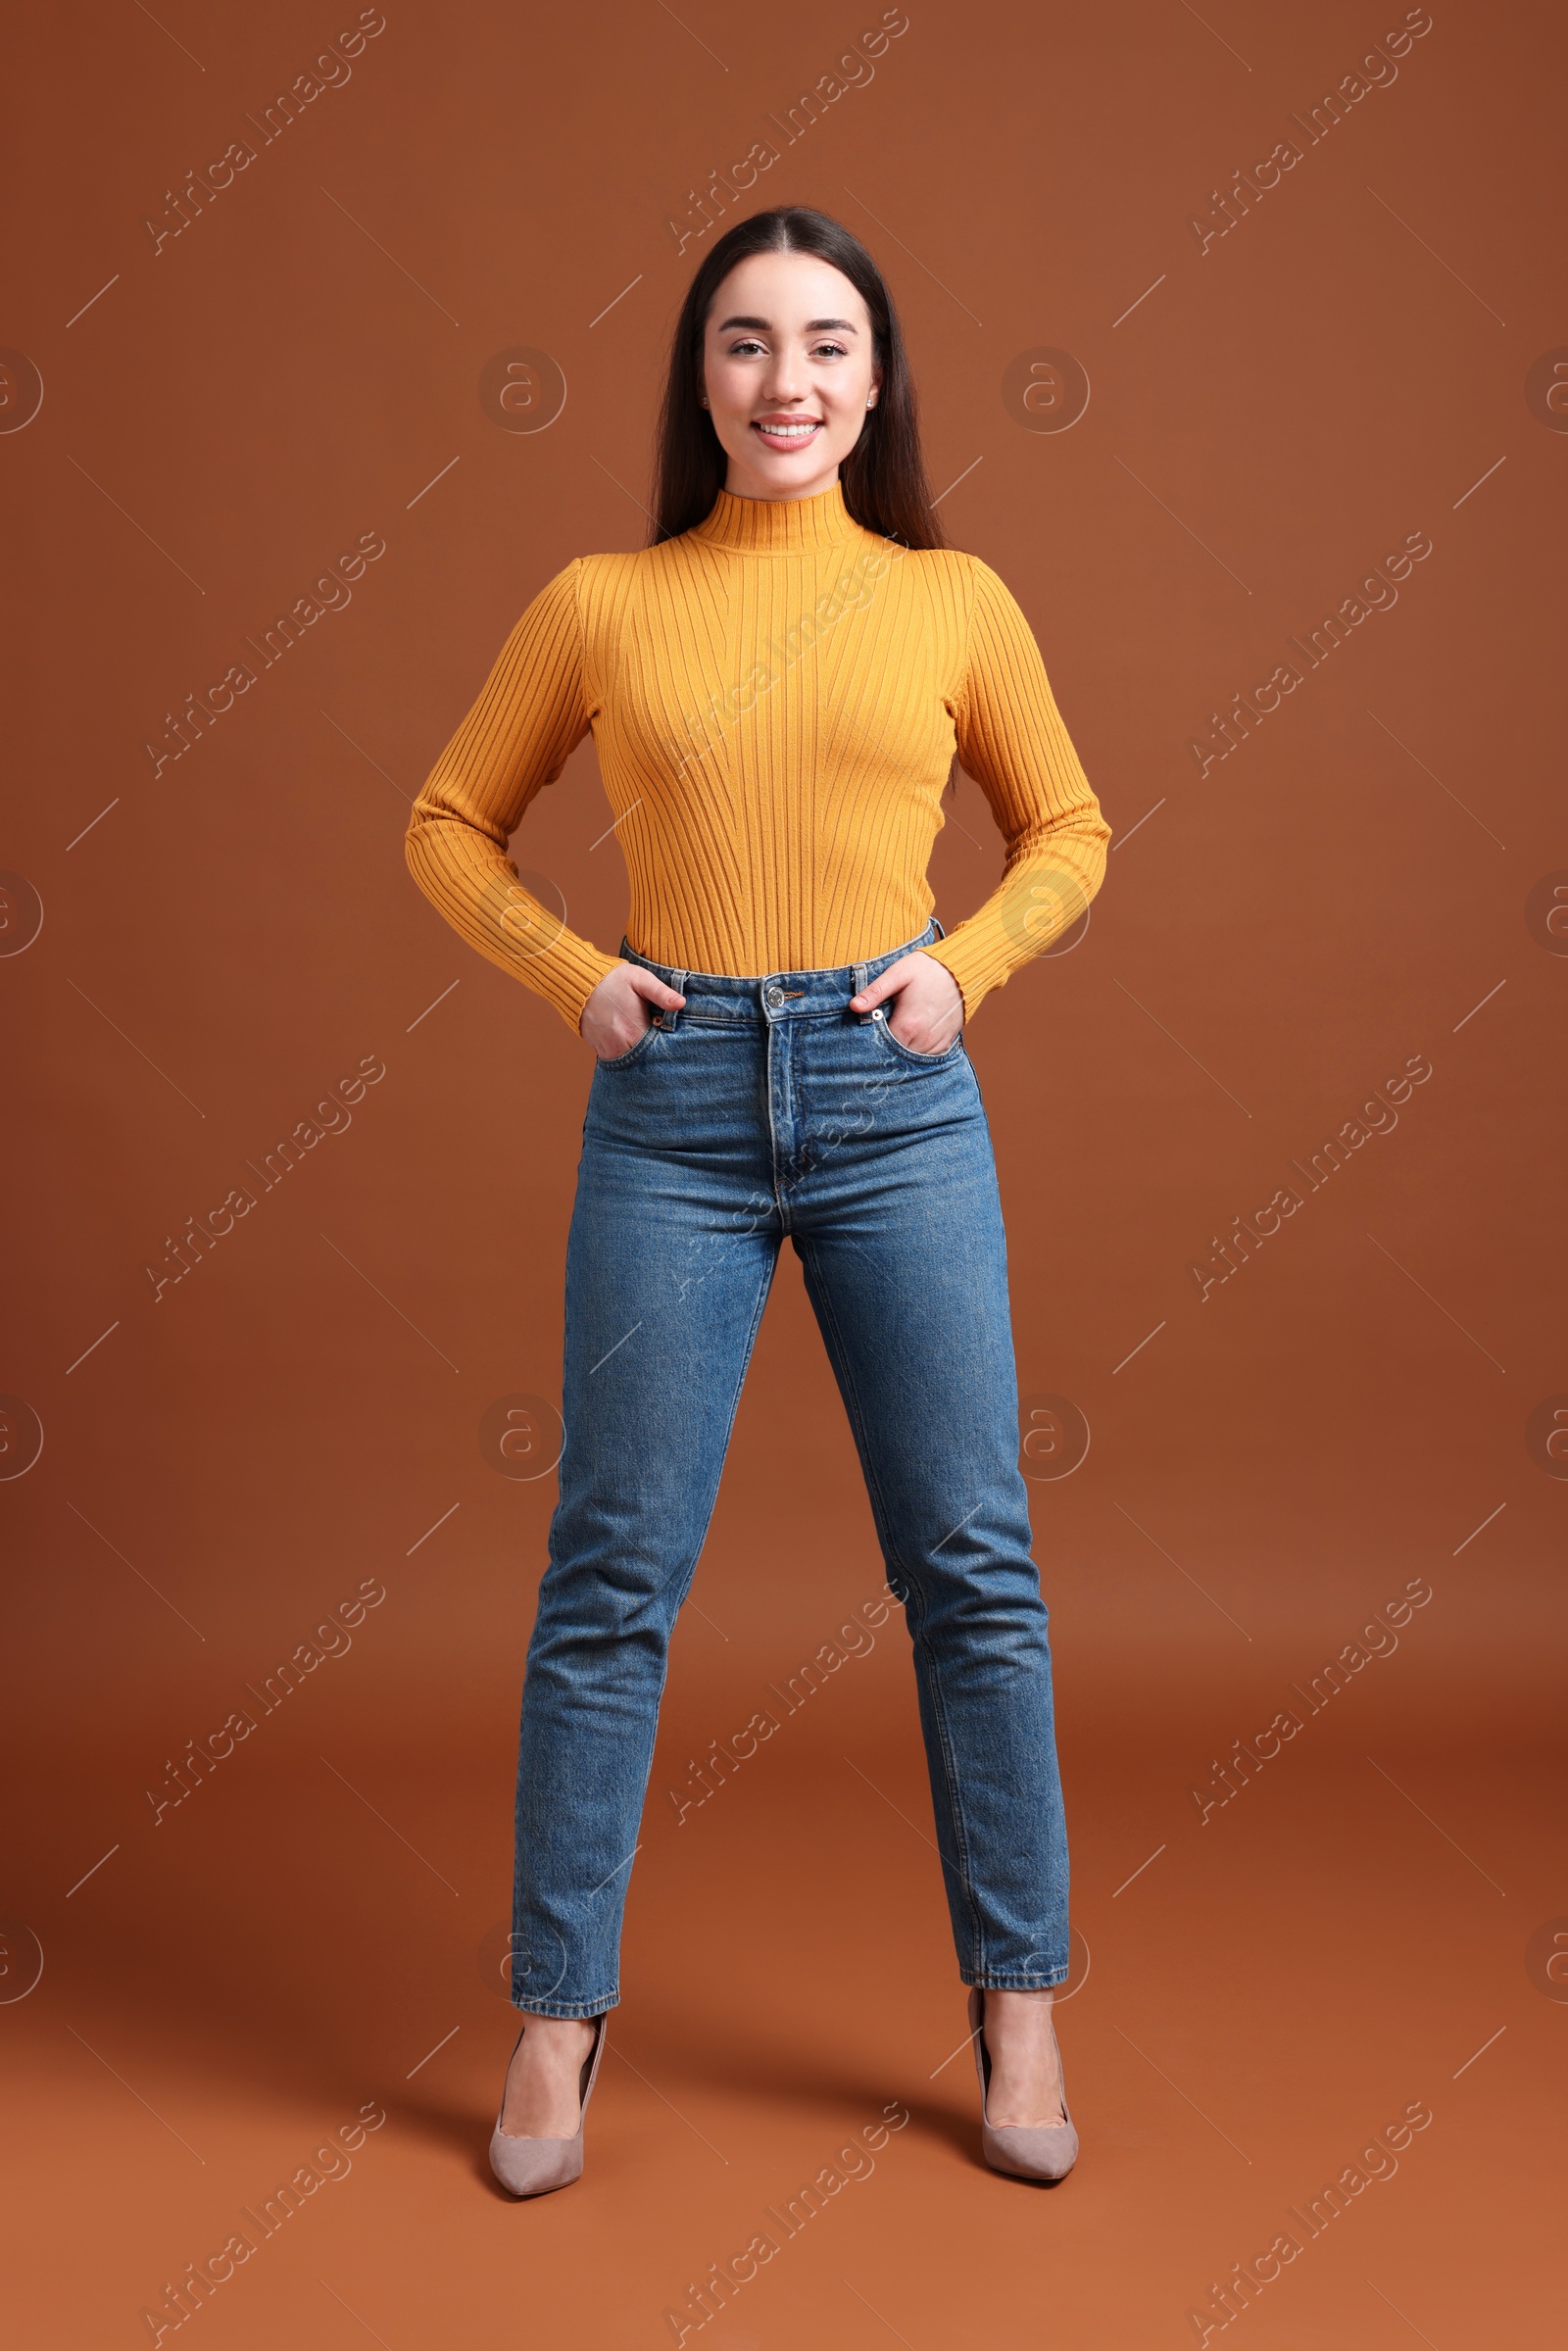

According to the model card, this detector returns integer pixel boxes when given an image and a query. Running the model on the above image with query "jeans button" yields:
[764,984,785,1009]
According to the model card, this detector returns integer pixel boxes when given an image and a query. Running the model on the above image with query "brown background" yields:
[3,0,1563,2341]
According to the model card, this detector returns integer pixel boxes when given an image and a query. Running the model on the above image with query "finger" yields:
[628,969,687,1008]
[848,967,905,1011]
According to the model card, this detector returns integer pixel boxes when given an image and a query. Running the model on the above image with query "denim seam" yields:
[959,1966,1070,1992]
[762,1019,792,1233]
[794,1238,988,1975]
[509,1991,619,2019]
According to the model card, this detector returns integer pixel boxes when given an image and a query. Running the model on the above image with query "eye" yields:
[727,337,766,357]
[811,341,849,359]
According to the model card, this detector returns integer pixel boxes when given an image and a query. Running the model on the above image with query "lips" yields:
[750,418,823,448]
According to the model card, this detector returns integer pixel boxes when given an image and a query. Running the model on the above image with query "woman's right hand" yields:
[579,963,687,1059]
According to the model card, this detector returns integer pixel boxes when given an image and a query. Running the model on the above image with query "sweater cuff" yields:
[920,942,985,1028]
[552,946,624,1037]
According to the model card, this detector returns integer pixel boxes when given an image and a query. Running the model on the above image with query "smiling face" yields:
[699,249,881,503]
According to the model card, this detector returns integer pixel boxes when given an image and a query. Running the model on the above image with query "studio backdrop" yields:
[3,1,1561,2344]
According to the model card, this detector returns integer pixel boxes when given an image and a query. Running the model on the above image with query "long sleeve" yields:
[402,489,1113,1036]
[922,557,1111,1022]
[405,560,623,1034]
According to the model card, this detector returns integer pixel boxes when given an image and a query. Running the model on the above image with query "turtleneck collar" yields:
[690,479,864,554]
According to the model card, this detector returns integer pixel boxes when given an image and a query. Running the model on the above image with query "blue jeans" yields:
[512,918,1069,2014]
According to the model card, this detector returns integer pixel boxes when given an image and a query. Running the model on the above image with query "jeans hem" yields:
[509,1991,619,2019]
[960,1966,1071,1991]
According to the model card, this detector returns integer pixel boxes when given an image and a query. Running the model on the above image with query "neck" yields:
[721,456,841,505]
[691,478,863,553]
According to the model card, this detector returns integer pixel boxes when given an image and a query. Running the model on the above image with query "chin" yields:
[750,448,843,473]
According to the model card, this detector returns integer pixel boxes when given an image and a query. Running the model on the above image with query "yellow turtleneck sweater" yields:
[405,480,1110,1033]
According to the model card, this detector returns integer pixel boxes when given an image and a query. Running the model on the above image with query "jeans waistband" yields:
[617,917,945,1029]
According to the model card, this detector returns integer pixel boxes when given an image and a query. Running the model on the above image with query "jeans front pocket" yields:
[871,1009,966,1068]
[593,1018,664,1071]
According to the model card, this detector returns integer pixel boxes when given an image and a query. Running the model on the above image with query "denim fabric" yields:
[511,918,1070,2014]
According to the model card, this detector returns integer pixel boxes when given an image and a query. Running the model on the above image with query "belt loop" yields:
[852,957,870,1021]
[929,913,947,942]
[661,967,688,1031]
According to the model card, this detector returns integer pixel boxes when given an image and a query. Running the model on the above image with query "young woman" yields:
[405,206,1110,2195]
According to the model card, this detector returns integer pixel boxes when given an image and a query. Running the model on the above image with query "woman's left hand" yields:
[849,952,965,1054]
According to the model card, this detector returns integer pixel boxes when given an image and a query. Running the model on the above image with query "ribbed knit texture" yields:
[405,480,1110,1033]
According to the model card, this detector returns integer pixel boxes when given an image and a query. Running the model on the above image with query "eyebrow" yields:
[713,315,860,334]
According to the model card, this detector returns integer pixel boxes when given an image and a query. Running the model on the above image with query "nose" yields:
[760,347,809,405]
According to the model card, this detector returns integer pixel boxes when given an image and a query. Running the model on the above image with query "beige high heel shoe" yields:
[969,1987,1078,2182]
[489,2014,608,2197]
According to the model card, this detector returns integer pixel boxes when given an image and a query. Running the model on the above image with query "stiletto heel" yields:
[489,2014,608,2197]
[969,1987,1078,2182]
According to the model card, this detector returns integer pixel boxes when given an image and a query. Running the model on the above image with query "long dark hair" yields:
[649,206,947,551]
